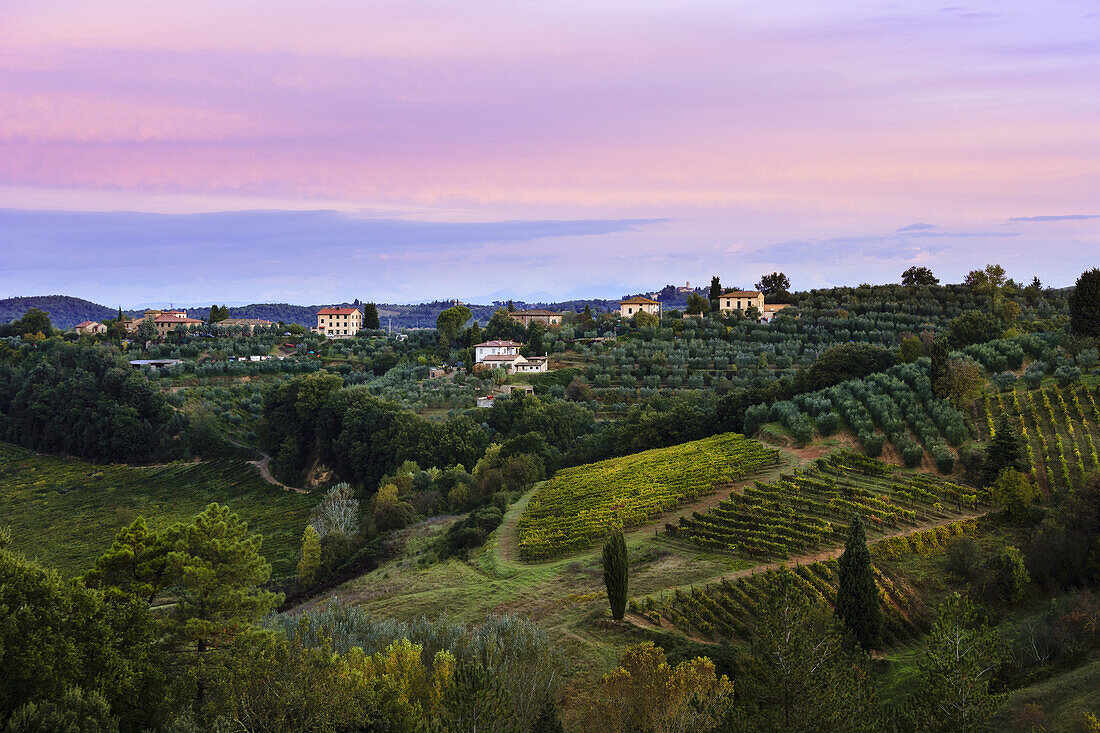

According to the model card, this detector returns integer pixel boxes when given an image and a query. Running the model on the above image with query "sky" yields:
[1,1,1098,306]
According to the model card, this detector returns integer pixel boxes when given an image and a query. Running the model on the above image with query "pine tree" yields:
[602,529,628,621]
[983,414,1024,485]
[296,526,321,585]
[836,514,881,651]
[905,594,1004,732]
[362,302,380,330]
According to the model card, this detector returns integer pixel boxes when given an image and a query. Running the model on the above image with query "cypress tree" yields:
[836,514,881,651]
[362,302,381,330]
[983,414,1025,485]
[602,529,629,621]
[1070,268,1100,338]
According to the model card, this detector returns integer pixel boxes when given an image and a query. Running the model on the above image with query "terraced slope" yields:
[666,450,987,559]
[517,433,779,561]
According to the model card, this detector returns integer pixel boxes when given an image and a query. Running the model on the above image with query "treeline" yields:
[262,341,893,495]
[0,340,200,463]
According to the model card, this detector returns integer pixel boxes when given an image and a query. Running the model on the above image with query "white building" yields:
[473,339,523,364]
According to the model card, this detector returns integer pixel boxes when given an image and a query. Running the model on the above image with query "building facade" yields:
[73,321,107,336]
[510,309,563,327]
[314,308,363,339]
[718,290,765,314]
[154,312,204,338]
[619,296,661,318]
[473,339,523,364]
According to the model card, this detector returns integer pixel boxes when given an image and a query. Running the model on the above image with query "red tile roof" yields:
[512,309,561,316]
[482,353,524,361]
[74,321,101,328]
[720,290,763,297]
[154,315,203,324]
[620,296,660,305]
[317,308,361,315]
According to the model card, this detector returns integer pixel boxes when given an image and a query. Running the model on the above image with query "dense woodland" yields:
[3,266,1100,731]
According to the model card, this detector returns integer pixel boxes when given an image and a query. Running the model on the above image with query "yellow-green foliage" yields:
[517,433,777,560]
[871,518,980,560]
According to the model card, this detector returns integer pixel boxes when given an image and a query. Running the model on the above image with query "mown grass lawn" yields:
[1,442,317,577]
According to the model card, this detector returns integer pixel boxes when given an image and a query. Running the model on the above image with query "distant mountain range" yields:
[0,294,625,330]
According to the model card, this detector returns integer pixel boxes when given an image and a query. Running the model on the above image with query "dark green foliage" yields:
[0,296,114,331]
[5,686,118,733]
[362,302,381,330]
[0,341,188,463]
[930,337,949,398]
[803,343,893,391]
[738,569,877,732]
[756,272,791,300]
[439,506,504,558]
[981,546,1030,603]
[602,529,629,621]
[530,699,565,733]
[436,304,472,341]
[262,371,489,487]
[946,310,1004,348]
[835,515,881,651]
[3,308,53,337]
[0,542,166,731]
[896,335,922,363]
[207,305,230,323]
[902,266,939,287]
[1070,268,1100,338]
[438,660,514,731]
[1024,476,1100,588]
[905,594,1004,732]
[982,415,1025,485]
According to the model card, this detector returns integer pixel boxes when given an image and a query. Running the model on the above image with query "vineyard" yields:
[666,451,988,559]
[634,517,980,644]
[516,433,779,560]
[977,383,1100,495]
[0,442,316,576]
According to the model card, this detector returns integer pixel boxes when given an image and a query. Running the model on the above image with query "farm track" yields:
[248,452,309,494]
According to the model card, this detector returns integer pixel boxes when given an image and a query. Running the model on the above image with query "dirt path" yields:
[248,452,309,494]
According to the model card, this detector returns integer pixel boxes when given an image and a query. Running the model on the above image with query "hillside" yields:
[1,294,621,330]
[0,442,316,577]
[0,295,118,329]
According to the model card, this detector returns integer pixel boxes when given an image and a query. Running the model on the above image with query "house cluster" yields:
[618,291,792,322]
[69,309,275,339]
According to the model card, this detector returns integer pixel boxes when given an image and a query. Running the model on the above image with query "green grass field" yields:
[0,442,317,577]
